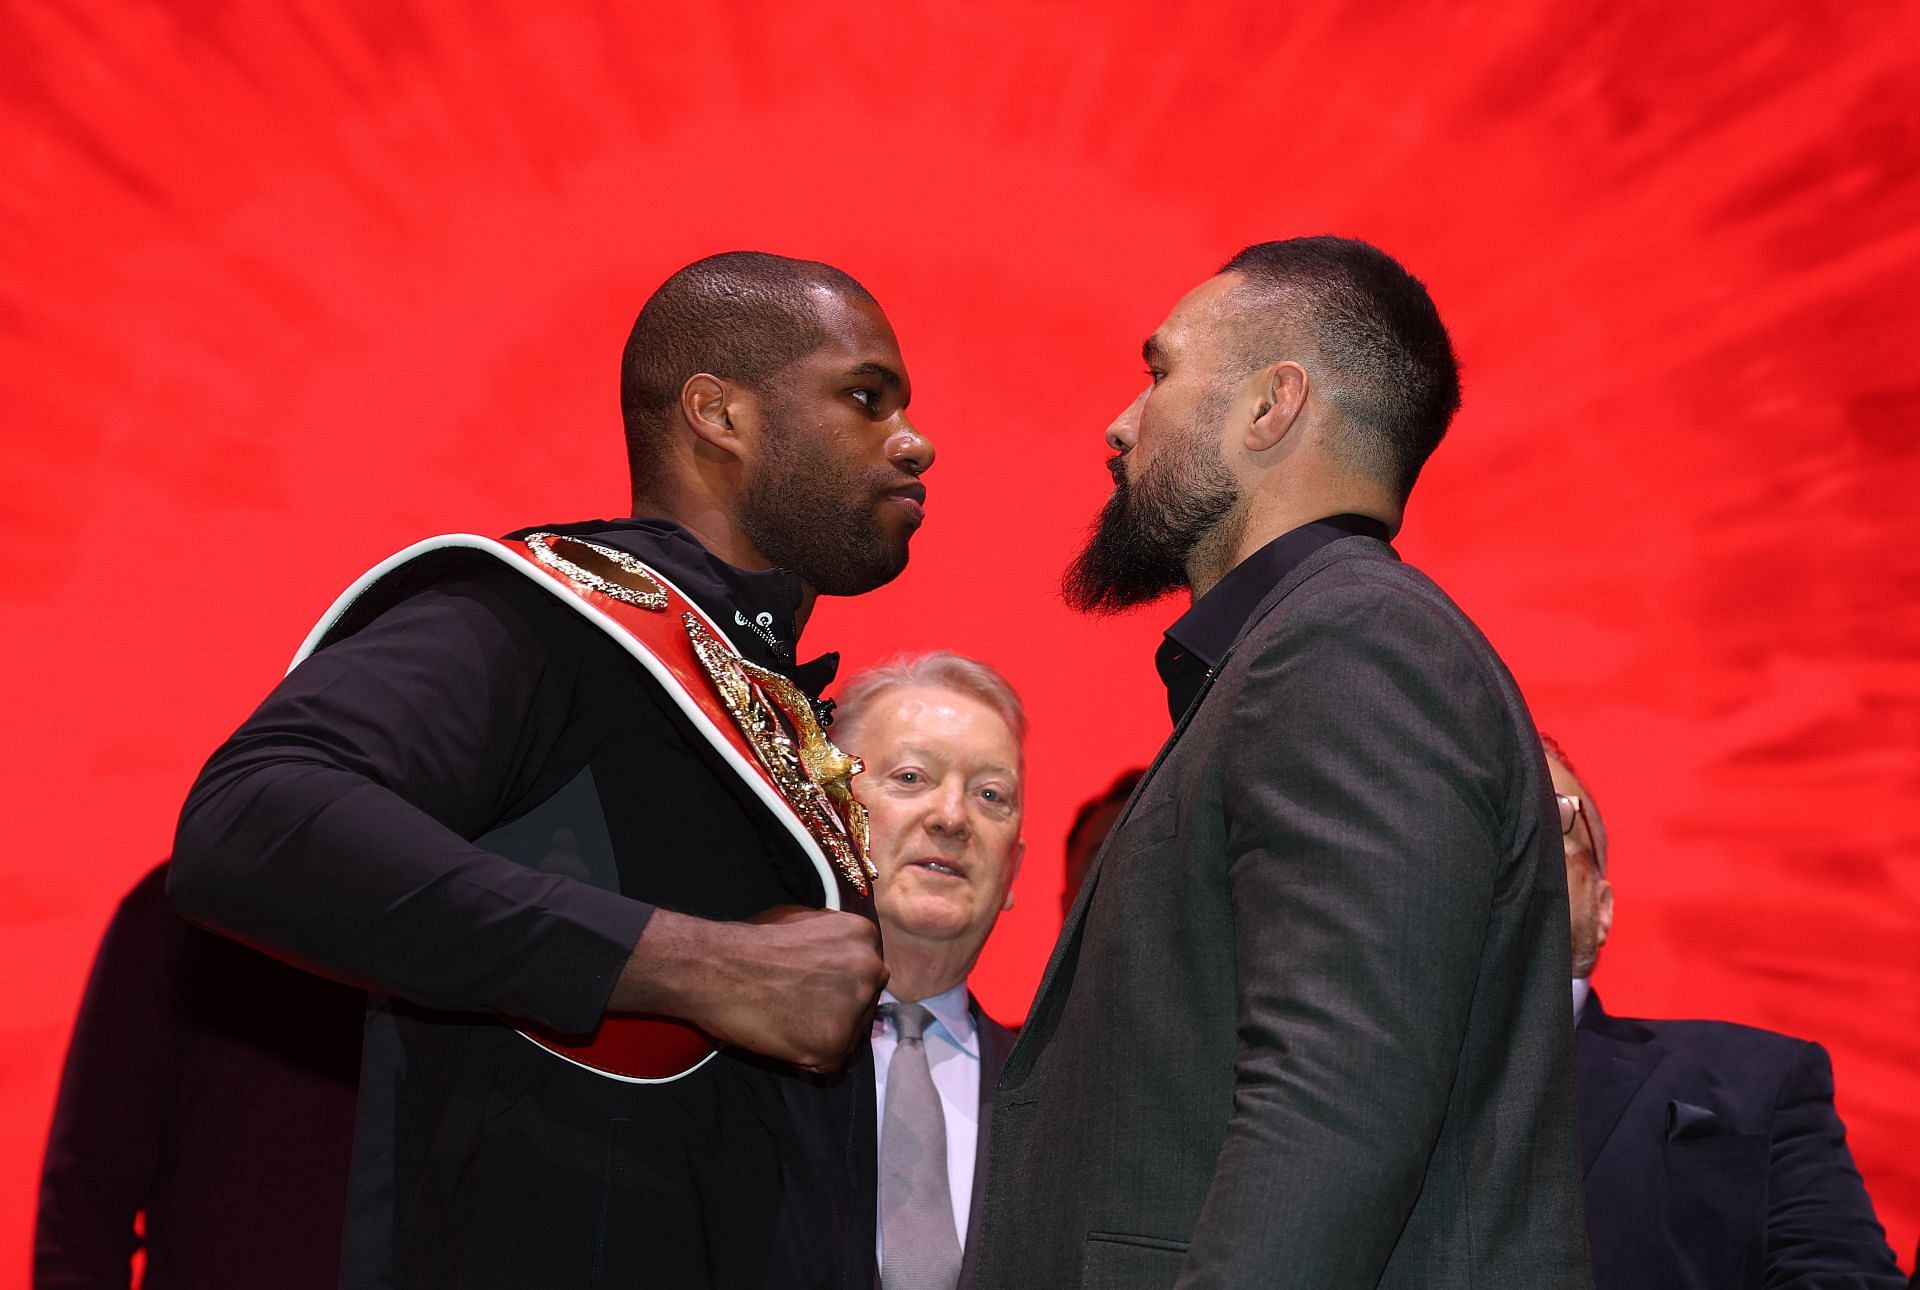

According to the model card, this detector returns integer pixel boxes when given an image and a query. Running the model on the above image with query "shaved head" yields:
[620,251,878,489]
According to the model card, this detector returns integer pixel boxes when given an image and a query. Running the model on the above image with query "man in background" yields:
[1547,736,1905,1289]
[834,653,1023,1290]
[1060,768,1144,918]
[35,862,361,1289]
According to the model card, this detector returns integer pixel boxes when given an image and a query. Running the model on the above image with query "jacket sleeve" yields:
[34,868,179,1289]
[1174,578,1520,1288]
[1764,1041,1906,1289]
[169,567,651,1034]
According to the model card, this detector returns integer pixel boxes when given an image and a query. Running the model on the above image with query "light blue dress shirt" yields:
[873,980,980,1265]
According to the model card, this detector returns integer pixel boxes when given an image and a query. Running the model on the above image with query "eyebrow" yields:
[845,362,903,389]
[842,361,909,407]
[1142,335,1166,366]
[893,745,1020,782]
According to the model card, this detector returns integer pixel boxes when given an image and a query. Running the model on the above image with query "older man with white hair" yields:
[833,652,1025,1290]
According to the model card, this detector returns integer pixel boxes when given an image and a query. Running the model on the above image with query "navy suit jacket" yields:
[1576,991,1903,1289]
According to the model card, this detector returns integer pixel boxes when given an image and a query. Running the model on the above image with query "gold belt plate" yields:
[684,613,874,893]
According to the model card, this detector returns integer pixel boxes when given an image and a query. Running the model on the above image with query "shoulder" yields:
[122,862,173,917]
[971,998,1019,1052]
[1632,1015,1828,1089]
[1224,545,1516,732]
[304,531,616,670]
[972,997,1016,1036]
[1636,1014,1818,1056]
[108,861,190,948]
[1249,544,1487,652]
[86,862,192,985]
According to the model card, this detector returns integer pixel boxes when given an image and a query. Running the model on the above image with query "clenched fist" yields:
[610,905,888,1073]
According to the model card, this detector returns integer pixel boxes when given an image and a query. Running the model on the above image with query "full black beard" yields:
[1062,450,1238,613]
[738,410,911,598]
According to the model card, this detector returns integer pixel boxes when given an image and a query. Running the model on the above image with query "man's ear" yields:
[1594,879,1614,949]
[680,373,748,459]
[1246,361,1308,453]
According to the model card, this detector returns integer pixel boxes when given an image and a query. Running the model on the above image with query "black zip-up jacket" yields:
[171,518,875,1290]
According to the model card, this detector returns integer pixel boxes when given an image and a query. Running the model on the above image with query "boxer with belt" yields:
[170,251,932,1289]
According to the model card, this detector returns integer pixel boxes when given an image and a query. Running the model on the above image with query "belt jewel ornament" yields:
[523,531,668,609]
[684,613,874,893]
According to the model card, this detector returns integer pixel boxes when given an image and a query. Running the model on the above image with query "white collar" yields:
[1571,977,1591,1024]
[881,981,978,1057]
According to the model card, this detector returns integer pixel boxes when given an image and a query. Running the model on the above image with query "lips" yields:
[884,483,927,525]
[909,857,967,880]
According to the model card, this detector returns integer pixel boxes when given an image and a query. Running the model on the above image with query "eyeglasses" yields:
[1556,793,1602,869]
[1555,793,1586,837]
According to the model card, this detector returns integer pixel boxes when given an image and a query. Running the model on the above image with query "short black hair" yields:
[619,251,876,488]
[1218,237,1460,499]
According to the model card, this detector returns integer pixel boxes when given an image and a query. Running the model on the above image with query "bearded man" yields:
[170,252,929,1288]
[973,237,1591,1289]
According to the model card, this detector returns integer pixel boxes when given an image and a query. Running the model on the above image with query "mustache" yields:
[1105,455,1128,486]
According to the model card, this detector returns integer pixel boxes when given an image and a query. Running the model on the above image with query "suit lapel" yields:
[1575,992,1664,1176]
[999,536,1398,1089]
[960,1000,1015,1287]
[995,708,1185,1085]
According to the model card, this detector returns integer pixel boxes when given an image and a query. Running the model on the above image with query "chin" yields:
[868,539,912,585]
[885,897,972,941]
[814,545,911,597]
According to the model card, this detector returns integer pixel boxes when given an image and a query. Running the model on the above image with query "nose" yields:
[1105,387,1148,455]
[924,783,970,840]
[887,414,934,477]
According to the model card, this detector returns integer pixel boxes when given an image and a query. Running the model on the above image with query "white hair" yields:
[833,651,1027,758]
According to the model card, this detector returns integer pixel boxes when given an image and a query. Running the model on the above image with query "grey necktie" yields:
[879,1001,962,1290]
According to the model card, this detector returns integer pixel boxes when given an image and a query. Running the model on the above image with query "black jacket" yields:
[171,520,875,1289]
[35,863,361,1290]
[1577,991,1903,1290]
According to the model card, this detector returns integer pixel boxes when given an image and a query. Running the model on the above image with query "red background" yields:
[4,0,1917,1276]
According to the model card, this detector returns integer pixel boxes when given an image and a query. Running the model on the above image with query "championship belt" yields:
[290,531,875,1084]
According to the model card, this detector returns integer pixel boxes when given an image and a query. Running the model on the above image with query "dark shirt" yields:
[168,518,873,1289]
[174,517,835,1029]
[35,863,362,1290]
[1154,514,1389,723]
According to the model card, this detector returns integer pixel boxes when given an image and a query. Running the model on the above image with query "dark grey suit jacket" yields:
[960,1002,1018,1289]
[974,536,1592,1289]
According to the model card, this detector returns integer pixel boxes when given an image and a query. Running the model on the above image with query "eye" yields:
[850,388,879,410]
[1144,368,1166,386]
[893,769,923,786]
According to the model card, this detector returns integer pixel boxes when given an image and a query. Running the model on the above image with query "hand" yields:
[610,905,888,1073]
